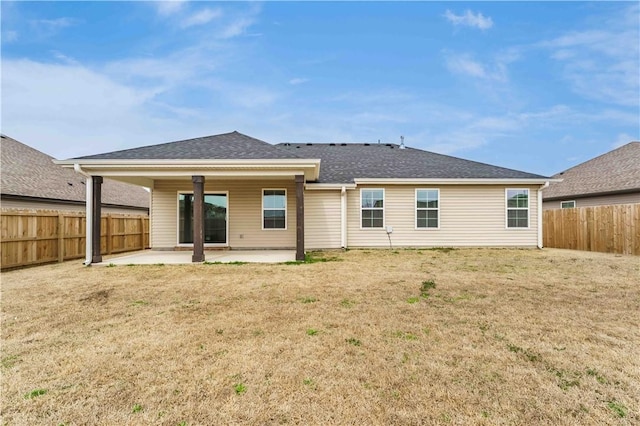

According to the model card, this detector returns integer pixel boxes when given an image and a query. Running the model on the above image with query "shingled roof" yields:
[276,142,548,183]
[76,131,302,160]
[66,131,547,183]
[543,141,640,200]
[1,135,149,209]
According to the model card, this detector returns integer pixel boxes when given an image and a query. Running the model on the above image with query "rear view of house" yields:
[56,132,550,264]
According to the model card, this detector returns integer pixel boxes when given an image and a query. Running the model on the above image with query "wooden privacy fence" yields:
[543,204,640,256]
[1,211,150,270]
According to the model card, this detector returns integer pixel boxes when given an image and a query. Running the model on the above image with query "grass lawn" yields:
[1,248,639,425]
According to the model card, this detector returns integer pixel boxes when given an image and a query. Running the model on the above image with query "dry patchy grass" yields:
[1,248,639,425]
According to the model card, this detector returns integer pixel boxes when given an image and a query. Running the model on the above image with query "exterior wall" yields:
[0,198,148,216]
[305,190,342,249]
[151,179,297,249]
[543,192,640,210]
[346,185,539,248]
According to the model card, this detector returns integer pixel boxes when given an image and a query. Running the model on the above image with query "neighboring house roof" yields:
[76,131,301,160]
[1,135,149,210]
[543,141,640,201]
[276,142,547,183]
[67,131,548,184]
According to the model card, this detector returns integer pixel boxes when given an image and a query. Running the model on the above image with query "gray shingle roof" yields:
[75,131,302,160]
[1,135,149,209]
[276,143,548,183]
[543,141,640,200]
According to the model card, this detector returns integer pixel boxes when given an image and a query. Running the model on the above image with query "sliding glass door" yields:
[178,193,227,245]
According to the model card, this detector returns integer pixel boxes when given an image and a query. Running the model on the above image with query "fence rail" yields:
[543,204,640,256]
[1,211,149,270]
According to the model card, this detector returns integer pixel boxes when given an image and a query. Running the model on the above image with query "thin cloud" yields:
[289,78,309,85]
[2,30,18,43]
[540,4,639,107]
[219,17,255,39]
[155,0,188,17]
[444,53,508,82]
[180,8,222,28]
[444,9,493,30]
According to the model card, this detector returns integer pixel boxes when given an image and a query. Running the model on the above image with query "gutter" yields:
[537,181,550,249]
[74,164,93,266]
[341,186,347,248]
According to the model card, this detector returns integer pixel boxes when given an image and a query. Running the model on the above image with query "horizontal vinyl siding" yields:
[347,185,539,248]
[305,190,341,249]
[543,192,640,210]
[151,179,296,249]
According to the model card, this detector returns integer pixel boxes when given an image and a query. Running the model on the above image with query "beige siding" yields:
[543,192,640,210]
[305,190,341,249]
[347,185,539,247]
[151,179,296,249]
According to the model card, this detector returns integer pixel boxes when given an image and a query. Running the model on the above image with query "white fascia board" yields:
[305,183,357,190]
[353,178,558,185]
[58,159,321,181]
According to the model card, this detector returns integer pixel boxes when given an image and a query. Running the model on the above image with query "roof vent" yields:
[306,143,313,146]
[341,143,347,146]
[400,136,405,149]
[364,143,370,146]
[330,143,336,146]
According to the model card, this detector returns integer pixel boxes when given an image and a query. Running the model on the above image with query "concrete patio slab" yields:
[99,250,296,265]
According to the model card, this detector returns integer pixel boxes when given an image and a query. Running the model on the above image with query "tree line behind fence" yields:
[1,211,150,270]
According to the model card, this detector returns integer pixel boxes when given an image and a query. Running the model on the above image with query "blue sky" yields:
[1,1,638,176]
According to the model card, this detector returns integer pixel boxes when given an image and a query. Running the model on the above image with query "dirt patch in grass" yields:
[1,248,639,425]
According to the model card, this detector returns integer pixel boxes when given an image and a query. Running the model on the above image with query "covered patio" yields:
[99,250,297,265]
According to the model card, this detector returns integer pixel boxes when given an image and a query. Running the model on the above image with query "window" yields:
[416,189,439,228]
[506,189,529,228]
[263,189,286,229]
[561,200,576,209]
[361,189,384,228]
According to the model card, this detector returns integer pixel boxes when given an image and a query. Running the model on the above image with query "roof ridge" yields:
[553,141,640,177]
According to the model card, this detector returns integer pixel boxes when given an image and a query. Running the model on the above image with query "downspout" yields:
[341,186,347,248]
[537,181,549,249]
[74,164,93,265]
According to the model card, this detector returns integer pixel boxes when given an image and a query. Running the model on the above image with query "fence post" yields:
[57,214,64,263]
[139,216,145,250]
[106,215,113,255]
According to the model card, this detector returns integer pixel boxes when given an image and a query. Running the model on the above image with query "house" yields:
[542,142,640,210]
[1,135,149,215]
[55,131,550,264]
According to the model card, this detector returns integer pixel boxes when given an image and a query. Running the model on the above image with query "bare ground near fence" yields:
[1,248,639,425]
[1,210,149,270]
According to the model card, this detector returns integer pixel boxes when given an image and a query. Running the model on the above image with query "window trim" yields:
[176,191,229,247]
[262,188,287,231]
[505,188,530,229]
[415,188,440,230]
[360,188,385,229]
[560,200,576,209]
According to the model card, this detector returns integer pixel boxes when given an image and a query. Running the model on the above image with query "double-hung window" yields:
[506,189,529,228]
[361,189,384,228]
[263,189,286,229]
[416,189,439,228]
